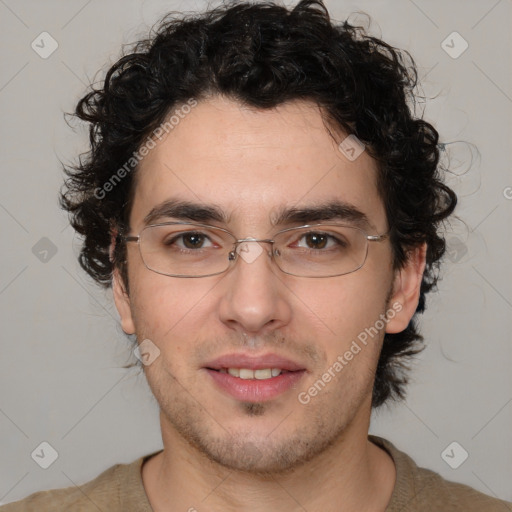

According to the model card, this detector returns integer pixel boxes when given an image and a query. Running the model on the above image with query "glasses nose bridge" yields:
[235,237,275,245]
[228,237,277,263]
[235,237,276,254]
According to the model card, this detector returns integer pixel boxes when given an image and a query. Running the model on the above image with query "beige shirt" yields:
[2,435,510,511]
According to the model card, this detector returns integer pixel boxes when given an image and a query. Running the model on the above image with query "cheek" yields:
[289,275,392,389]
[129,274,198,338]
[295,271,390,334]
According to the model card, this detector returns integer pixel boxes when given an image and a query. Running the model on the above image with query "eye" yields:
[295,231,346,250]
[165,231,215,250]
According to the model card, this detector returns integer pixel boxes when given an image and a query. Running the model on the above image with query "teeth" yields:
[255,369,272,380]
[240,368,254,379]
[223,368,283,379]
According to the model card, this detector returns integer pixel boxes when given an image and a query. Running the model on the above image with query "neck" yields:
[142,406,395,511]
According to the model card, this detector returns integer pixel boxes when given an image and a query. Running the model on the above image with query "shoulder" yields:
[369,435,512,512]
[0,464,121,511]
[0,451,158,512]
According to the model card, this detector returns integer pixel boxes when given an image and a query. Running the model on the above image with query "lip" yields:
[205,368,306,402]
[203,352,307,402]
[204,353,306,372]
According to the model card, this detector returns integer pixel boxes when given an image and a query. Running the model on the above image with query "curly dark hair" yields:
[61,0,457,408]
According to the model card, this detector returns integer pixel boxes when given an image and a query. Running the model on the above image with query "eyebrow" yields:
[143,198,373,230]
[144,199,229,225]
[270,201,372,229]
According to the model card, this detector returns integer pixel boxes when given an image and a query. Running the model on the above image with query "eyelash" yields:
[165,231,346,251]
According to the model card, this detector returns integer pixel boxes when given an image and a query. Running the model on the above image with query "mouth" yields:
[203,354,307,402]
[215,367,289,379]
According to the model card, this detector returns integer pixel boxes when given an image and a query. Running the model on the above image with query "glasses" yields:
[123,222,388,278]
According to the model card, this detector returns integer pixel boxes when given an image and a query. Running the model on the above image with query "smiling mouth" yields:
[205,366,306,402]
[208,367,295,380]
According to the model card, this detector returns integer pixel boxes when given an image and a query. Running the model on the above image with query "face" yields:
[113,96,424,475]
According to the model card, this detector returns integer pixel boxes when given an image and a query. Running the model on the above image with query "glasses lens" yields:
[273,225,368,277]
[139,224,235,277]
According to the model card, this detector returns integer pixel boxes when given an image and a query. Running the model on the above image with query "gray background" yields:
[1,0,511,505]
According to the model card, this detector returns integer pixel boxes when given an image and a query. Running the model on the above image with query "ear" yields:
[109,227,135,335]
[113,267,136,335]
[385,243,427,334]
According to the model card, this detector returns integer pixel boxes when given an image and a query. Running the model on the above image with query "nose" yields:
[217,240,292,336]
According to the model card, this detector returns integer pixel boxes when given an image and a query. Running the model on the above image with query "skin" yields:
[113,96,426,512]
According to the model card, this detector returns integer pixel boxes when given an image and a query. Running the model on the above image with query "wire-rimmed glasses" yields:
[122,222,388,278]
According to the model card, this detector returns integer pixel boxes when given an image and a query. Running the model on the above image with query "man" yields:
[2,1,510,510]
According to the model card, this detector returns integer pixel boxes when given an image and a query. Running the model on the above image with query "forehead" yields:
[129,96,386,233]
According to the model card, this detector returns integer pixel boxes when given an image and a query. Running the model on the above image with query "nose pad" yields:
[236,240,264,264]
[228,242,277,271]
[230,240,273,258]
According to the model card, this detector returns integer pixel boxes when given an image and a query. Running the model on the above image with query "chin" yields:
[180,420,346,477]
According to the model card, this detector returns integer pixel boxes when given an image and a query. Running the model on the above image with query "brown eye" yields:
[164,232,213,250]
[304,233,328,249]
[182,233,207,249]
[294,231,347,251]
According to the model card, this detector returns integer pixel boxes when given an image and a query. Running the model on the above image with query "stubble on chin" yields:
[239,401,267,416]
